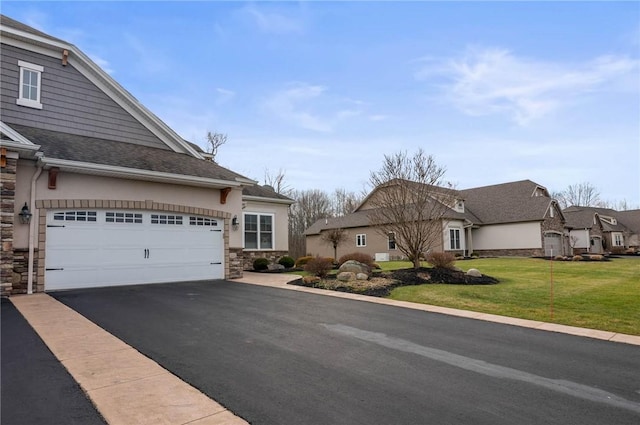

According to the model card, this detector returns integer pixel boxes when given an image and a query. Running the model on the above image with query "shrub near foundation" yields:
[338,252,375,268]
[304,256,333,278]
[425,252,456,269]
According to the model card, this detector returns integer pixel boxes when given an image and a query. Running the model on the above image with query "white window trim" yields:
[613,233,623,246]
[17,60,44,109]
[388,232,396,250]
[356,234,367,247]
[243,212,275,250]
[447,227,461,251]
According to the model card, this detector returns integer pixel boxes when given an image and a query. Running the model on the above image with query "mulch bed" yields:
[288,267,499,298]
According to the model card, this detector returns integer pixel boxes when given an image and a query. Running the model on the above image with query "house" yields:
[563,206,640,254]
[305,179,565,260]
[0,15,292,295]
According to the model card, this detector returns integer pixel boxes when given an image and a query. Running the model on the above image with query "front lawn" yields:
[388,257,640,335]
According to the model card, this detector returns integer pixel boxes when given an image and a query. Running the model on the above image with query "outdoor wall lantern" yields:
[19,203,32,224]
[232,215,239,231]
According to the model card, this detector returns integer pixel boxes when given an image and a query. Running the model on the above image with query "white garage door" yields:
[544,233,562,257]
[45,209,224,290]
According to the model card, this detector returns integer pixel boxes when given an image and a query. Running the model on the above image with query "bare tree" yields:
[331,188,362,217]
[555,182,601,209]
[206,131,227,163]
[320,228,348,260]
[366,149,451,269]
[288,189,333,260]
[264,168,293,196]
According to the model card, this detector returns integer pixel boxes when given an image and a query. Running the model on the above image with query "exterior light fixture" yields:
[232,215,239,231]
[19,203,32,224]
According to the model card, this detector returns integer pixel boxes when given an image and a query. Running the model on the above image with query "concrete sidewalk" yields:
[11,293,249,425]
[235,272,640,346]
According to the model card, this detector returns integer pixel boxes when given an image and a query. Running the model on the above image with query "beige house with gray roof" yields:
[305,180,565,260]
[563,206,640,254]
[0,15,292,295]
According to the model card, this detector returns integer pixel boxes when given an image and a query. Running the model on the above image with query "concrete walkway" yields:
[9,272,640,424]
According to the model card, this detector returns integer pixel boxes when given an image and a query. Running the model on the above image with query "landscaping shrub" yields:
[590,255,604,261]
[426,251,456,269]
[253,257,269,271]
[304,256,333,278]
[553,255,566,261]
[278,255,295,268]
[470,252,479,258]
[295,256,314,267]
[338,252,375,268]
[572,255,583,262]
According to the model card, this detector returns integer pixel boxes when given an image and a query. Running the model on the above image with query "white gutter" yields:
[40,157,244,189]
[27,154,44,294]
[242,195,295,205]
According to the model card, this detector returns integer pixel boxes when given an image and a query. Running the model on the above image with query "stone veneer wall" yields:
[1,156,17,296]
[473,248,543,257]
[11,248,38,294]
[242,250,289,270]
[228,248,244,279]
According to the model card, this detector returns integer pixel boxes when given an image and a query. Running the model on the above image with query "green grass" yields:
[388,257,640,335]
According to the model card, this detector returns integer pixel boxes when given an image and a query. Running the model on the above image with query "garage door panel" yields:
[46,210,224,290]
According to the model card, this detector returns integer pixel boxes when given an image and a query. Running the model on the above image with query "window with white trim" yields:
[449,228,461,250]
[106,212,143,224]
[189,216,218,226]
[244,213,273,250]
[613,233,623,246]
[150,214,183,225]
[53,211,97,222]
[17,61,43,109]
[356,234,366,247]
[388,232,396,250]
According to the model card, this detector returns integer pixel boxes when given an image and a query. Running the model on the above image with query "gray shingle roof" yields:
[460,180,552,225]
[11,124,250,183]
[242,185,293,202]
[563,206,635,232]
[1,14,67,43]
[616,210,640,233]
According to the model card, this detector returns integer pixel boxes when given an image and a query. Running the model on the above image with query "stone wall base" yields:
[473,248,544,257]
[242,251,289,270]
[228,248,244,279]
[11,248,38,295]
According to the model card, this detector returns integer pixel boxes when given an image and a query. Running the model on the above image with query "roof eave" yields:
[243,195,295,205]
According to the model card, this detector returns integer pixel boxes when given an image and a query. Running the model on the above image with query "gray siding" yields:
[1,43,169,150]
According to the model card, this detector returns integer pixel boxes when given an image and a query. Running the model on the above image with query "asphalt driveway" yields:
[52,280,640,425]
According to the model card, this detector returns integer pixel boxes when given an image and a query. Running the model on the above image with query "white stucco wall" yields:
[568,229,590,250]
[472,222,542,250]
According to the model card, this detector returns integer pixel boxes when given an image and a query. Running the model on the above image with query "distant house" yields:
[0,15,292,295]
[563,206,640,254]
[305,179,565,260]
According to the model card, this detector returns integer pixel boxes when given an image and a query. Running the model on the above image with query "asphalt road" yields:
[0,298,106,425]
[52,280,640,425]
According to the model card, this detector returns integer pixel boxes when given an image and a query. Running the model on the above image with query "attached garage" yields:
[45,209,224,291]
[543,232,562,257]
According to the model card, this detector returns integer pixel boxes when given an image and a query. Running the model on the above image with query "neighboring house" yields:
[563,206,640,254]
[0,15,291,295]
[305,180,565,260]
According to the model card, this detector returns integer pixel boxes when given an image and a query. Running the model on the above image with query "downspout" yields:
[27,153,44,294]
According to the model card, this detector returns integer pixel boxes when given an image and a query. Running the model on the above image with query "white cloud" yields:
[416,47,640,125]
[215,88,236,105]
[262,82,334,132]
[241,5,304,34]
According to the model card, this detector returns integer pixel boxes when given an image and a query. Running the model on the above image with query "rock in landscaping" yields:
[337,272,356,282]
[339,260,371,276]
[268,264,285,271]
[466,268,482,277]
[356,273,369,281]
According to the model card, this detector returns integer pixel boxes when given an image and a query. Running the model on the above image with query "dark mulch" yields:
[288,267,499,298]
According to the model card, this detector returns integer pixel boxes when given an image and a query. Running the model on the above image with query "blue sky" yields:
[3,1,639,206]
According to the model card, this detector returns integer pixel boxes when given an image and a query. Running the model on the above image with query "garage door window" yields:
[190,216,217,226]
[151,214,183,225]
[106,212,143,223]
[53,211,97,222]
[244,213,273,250]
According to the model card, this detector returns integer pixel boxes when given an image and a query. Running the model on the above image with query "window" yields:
[189,216,217,226]
[449,228,461,250]
[106,212,143,224]
[17,61,43,109]
[244,213,273,250]
[53,211,97,222]
[613,233,623,246]
[150,214,183,225]
[388,233,396,250]
[356,234,366,247]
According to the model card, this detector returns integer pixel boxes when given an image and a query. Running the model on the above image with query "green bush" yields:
[253,257,269,271]
[295,256,313,267]
[304,256,333,278]
[426,251,457,269]
[278,255,295,268]
[470,252,479,258]
[338,252,375,268]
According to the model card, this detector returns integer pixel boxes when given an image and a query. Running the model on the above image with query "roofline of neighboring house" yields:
[0,20,204,159]
[242,195,295,205]
[40,157,247,189]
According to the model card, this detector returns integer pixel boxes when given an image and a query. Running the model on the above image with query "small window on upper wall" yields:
[356,234,366,247]
[17,61,43,109]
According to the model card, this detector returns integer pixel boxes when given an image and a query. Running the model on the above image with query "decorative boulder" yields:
[466,268,482,277]
[339,260,371,275]
[356,273,369,281]
[268,264,285,271]
[337,272,356,282]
